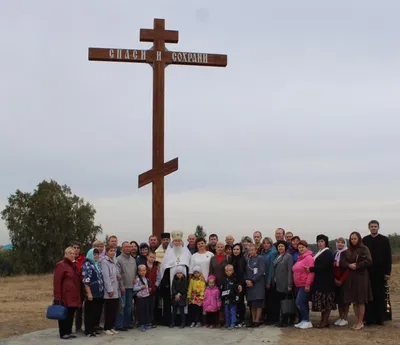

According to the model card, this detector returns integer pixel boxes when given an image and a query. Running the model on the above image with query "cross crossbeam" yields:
[88,18,227,238]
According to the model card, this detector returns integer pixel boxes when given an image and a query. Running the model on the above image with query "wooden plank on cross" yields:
[88,18,227,239]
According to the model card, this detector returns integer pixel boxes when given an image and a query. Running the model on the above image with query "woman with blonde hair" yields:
[53,247,82,340]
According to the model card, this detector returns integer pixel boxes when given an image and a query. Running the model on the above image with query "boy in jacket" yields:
[220,264,240,329]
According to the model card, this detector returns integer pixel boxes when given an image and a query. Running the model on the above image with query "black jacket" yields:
[220,275,239,304]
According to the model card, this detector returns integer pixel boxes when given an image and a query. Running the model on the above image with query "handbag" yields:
[46,301,68,320]
[280,293,297,316]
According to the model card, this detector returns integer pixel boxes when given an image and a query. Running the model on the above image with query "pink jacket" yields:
[292,250,315,288]
[203,286,221,312]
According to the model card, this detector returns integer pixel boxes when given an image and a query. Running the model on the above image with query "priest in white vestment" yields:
[156,230,191,326]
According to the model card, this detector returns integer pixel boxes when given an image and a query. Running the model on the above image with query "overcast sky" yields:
[1,0,399,245]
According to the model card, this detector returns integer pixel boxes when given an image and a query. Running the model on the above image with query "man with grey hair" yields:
[116,241,137,331]
[225,235,235,246]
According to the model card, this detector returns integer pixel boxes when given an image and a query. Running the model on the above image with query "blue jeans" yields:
[224,303,237,327]
[116,288,133,328]
[296,287,310,322]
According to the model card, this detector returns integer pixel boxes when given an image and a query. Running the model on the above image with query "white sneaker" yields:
[111,329,119,334]
[334,319,342,326]
[294,321,305,328]
[103,330,114,335]
[338,319,348,326]
[299,321,313,329]
[195,322,201,327]
[190,322,196,328]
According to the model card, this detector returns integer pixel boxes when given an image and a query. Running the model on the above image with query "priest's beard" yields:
[173,245,182,257]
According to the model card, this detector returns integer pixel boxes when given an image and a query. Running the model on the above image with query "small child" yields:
[203,275,221,328]
[187,265,206,327]
[170,267,188,328]
[221,264,239,329]
[146,251,159,328]
[133,265,152,332]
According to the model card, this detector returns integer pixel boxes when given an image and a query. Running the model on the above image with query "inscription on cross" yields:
[88,18,227,239]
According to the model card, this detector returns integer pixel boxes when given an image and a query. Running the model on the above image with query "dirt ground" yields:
[0,265,399,344]
[280,264,400,345]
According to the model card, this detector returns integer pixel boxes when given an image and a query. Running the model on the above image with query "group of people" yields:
[53,220,392,340]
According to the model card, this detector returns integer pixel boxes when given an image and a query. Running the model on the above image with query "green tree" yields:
[1,180,102,274]
[194,225,207,239]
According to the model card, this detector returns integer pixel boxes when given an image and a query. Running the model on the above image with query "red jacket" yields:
[146,263,158,295]
[53,258,82,307]
[75,254,86,275]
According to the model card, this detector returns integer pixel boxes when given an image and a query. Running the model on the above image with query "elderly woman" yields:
[53,247,82,340]
[93,240,105,260]
[82,248,104,337]
[101,246,121,335]
[261,237,278,324]
[333,237,349,326]
[271,240,293,328]
[245,243,265,327]
[341,232,373,330]
[190,237,214,280]
[306,234,336,328]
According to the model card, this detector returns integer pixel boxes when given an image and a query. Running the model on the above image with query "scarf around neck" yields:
[313,247,329,261]
[334,240,348,266]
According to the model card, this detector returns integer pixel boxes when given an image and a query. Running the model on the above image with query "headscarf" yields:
[334,237,348,266]
[86,248,101,272]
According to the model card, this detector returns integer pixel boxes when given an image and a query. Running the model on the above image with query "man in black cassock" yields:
[362,220,392,325]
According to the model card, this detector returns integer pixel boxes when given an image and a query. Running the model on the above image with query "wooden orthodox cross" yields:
[88,18,227,239]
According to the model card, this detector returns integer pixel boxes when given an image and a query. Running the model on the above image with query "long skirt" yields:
[311,290,337,312]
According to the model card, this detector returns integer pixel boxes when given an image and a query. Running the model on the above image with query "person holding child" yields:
[203,275,221,328]
[221,264,240,329]
[133,264,153,332]
[170,267,188,328]
[187,265,206,327]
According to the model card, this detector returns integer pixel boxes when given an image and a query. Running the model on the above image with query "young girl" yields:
[170,268,188,328]
[133,265,152,332]
[203,275,221,328]
[187,266,206,327]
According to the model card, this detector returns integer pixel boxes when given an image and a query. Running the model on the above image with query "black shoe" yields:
[125,325,134,329]
[169,323,174,328]
[68,334,77,338]
[60,335,71,340]
[115,327,128,331]
[180,323,185,328]
[252,322,261,328]
[275,322,287,328]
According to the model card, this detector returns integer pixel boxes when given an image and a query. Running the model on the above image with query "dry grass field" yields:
[0,265,399,343]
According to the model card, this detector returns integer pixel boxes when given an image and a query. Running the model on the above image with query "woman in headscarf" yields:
[333,237,350,327]
[136,243,150,266]
[231,243,246,326]
[82,248,104,337]
[341,231,373,330]
[306,234,336,328]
